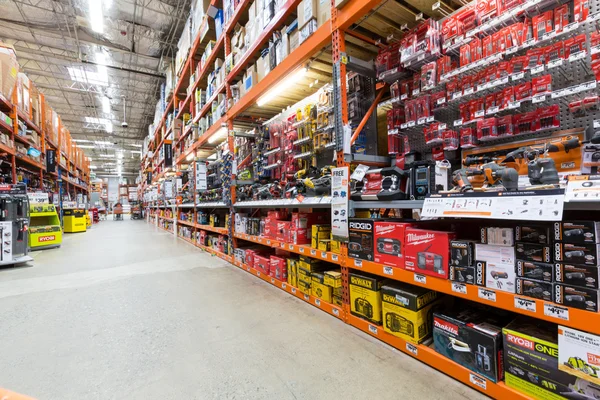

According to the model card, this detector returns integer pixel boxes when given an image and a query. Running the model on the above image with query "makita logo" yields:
[507,333,534,350]
[350,222,372,230]
[407,232,435,242]
[38,235,56,242]
[433,318,458,336]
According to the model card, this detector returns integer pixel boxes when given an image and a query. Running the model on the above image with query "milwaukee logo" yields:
[433,318,458,336]
[38,235,56,242]
[506,333,534,350]
[350,222,372,230]
[407,233,435,242]
[375,225,396,235]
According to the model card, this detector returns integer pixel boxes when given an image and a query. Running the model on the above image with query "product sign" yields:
[331,166,349,241]
[565,179,600,202]
[558,326,600,385]
[147,172,152,185]
[46,149,56,173]
[195,162,207,191]
[38,235,56,243]
[164,142,173,168]
[422,189,564,221]
[28,192,49,204]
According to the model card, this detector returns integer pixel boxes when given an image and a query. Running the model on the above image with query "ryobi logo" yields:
[350,222,372,230]
[433,318,458,336]
[555,243,562,261]
[517,261,523,276]
[38,235,56,242]
[506,333,534,350]
[480,229,486,244]
[555,264,562,282]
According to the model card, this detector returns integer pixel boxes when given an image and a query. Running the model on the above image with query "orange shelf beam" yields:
[196,224,228,235]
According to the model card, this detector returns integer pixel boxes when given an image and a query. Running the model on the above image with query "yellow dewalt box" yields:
[332,296,343,306]
[298,256,324,272]
[298,279,311,295]
[324,271,342,288]
[297,266,312,284]
[63,209,87,233]
[381,282,442,344]
[333,286,342,297]
[287,259,298,287]
[318,239,330,252]
[349,272,385,325]
[330,238,341,254]
[311,272,333,302]
[311,224,331,248]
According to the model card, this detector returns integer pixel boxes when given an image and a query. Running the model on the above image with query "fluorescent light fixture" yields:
[90,165,97,169]
[208,126,228,144]
[128,143,143,147]
[257,67,307,107]
[77,145,95,149]
[117,152,124,159]
[186,152,195,161]
[94,141,113,146]
[102,96,110,114]
[73,139,93,143]
[84,116,113,133]
[89,0,104,33]
[67,67,108,86]
[99,154,116,158]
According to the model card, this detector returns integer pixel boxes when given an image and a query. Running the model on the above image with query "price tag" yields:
[454,119,463,127]
[470,374,487,390]
[320,251,327,259]
[547,58,564,69]
[414,274,427,284]
[508,101,521,109]
[310,249,317,256]
[593,45,600,55]
[400,122,408,129]
[452,92,461,100]
[532,94,546,103]
[511,72,525,81]
[291,287,297,294]
[580,81,597,91]
[530,65,544,74]
[271,278,275,284]
[418,53,426,61]
[591,11,600,20]
[417,117,427,125]
[464,87,474,95]
[304,294,310,301]
[332,254,339,262]
[257,271,261,277]
[594,120,600,129]
[514,297,537,312]
[383,266,394,276]
[478,288,497,302]
[333,308,340,316]
[245,234,249,239]
[299,247,304,253]
[426,116,434,123]
[506,46,518,54]
[401,94,408,100]
[439,123,447,130]
[568,51,586,62]
[407,121,416,127]
[247,266,251,271]
[474,110,485,118]
[437,97,446,105]
[544,303,570,320]
[282,283,286,289]
[355,259,363,267]
[487,106,499,115]
[406,343,418,356]
[315,299,321,307]
[451,283,468,294]
[368,325,378,334]
[412,89,421,96]
[563,21,579,32]
[280,242,285,248]
[523,38,535,48]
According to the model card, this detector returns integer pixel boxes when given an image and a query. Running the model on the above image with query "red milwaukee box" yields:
[460,127,477,148]
[270,256,287,280]
[537,104,560,129]
[526,48,545,68]
[374,221,413,267]
[554,4,569,33]
[497,115,514,137]
[532,74,552,96]
[565,34,586,58]
[499,86,514,109]
[404,228,456,278]
[545,42,565,63]
[532,10,553,40]
[457,8,477,34]
[442,16,458,43]
[514,111,538,134]
[460,44,472,67]
[477,118,499,141]
[476,0,498,23]
[510,55,529,74]
[497,61,510,78]
[470,37,483,62]
[276,221,291,242]
[263,217,277,239]
[574,0,589,22]
[492,30,506,54]
[254,255,271,275]
[514,81,532,101]
[289,226,310,245]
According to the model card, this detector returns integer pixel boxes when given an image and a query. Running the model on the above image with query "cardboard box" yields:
[298,278,311,295]
[330,238,341,254]
[297,0,317,27]
[554,283,599,312]
[348,219,375,261]
[450,240,476,267]
[324,271,341,288]
[554,221,600,244]
[311,272,332,302]
[516,260,554,282]
[287,258,298,287]
[299,19,317,45]
[503,317,600,399]
[404,228,456,278]
[481,227,514,246]
[555,263,599,288]
[516,224,551,244]
[373,221,412,268]
[332,295,342,306]
[317,239,330,252]
[316,0,331,27]
[382,283,442,344]
[449,263,486,285]
[554,242,600,266]
[476,244,516,293]
[270,255,287,281]
[349,272,385,324]
[0,43,19,101]
[311,224,331,249]
[517,242,552,263]
[434,308,509,382]
[558,326,600,387]
[254,255,270,275]
[516,278,553,301]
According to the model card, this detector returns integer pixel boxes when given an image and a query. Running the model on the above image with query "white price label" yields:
[464,87,474,95]
[439,123,447,130]
[299,247,304,253]
[532,94,546,104]
[282,283,286,289]
[592,45,600,55]
[470,374,487,390]
[478,288,497,302]
[508,101,521,109]
[544,303,570,320]
[247,266,251,271]
[333,308,340,316]
[563,21,579,32]
[406,343,418,356]
[506,46,518,54]
[401,94,408,100]
[547,59,564,69]
[280,242,285,248]
[595,120,600,129]
[511,72,525,81]
[568,51,586,62]
[452,92,461,100]
[451,283,468,295]
[332,254,339,262]
[454,119,463,127]
[407,121,416,127]
[355,259,362,267]
[417,117,427,125]
[304,294,310,301]
[257,271,261,277]
[412,89,421,96]
[321,251,327,259]
[437,97,446,105]
[400,123,408,129]
[522,38,535,47]
[291,287,297,294]
[530,65,544,74]
[487,106,500,115]
[289,244,294,250]
[515,297,537,312]
[414,274,427,284]
[315,299,321,307]
[474,110,485,118]
[383,266,394,276]
[311,249,317,256]
[271,278,275,284]
[368,325,378,334]
[581,81,597,91]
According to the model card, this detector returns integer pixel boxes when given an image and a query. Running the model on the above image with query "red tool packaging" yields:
[460,127,477,148]
[421,62,437,90]
[537,105,560,130]
[526,48,545,68]
[405,100,417,122]
[477,118,498,141]
[514,81,532,101]
[545,41,565,63]
[497,115,514,137]
[500,86,514,109]
[574,0,589,22]
[554,4,570,33]
[476,0,499,23]
[532,10,553,40]
[565,34,586,58]
[425,124,443,145]
[483,35,494,58]
[404,228,456,278]
[514,111,538,134]
[374,221,413,267]
[443,130,459,151]
[510,56,529,74]
[532,74,552,96]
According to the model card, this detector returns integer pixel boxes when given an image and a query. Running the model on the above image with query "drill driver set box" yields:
[554,242,600,266]
[373,221,412,267]
[516,242,552,263]
[515,224,551,245]
[382,282,443,344]
[348,219,375,261]
[554,283,599,312]
[516,260,554,282]
[503,317,600,400]
[404,228,456,278]
[433,306,511,382]
[554,263,599,288]
[516,278,553,301]
[449,240,487,285]
[554,221,600,244]
[349,272,385,325]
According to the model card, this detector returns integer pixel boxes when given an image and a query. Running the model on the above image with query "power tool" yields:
[528,157,559,186]
[385,312,415,336]
[452,163,519,192]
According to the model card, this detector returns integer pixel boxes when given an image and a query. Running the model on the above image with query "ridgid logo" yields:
[433,318,458,336]
[506,333,534,350]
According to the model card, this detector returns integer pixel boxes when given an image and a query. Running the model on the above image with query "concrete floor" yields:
[0,220,487,400]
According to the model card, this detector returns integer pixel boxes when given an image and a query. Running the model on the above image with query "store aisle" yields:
[0,221,485,400]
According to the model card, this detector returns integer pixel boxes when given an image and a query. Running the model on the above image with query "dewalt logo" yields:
[417,291,438,309]
[350,276,373,289]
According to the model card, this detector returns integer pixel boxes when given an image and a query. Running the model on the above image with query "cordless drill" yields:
[528,157,559,185]
[452,163,519,192]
